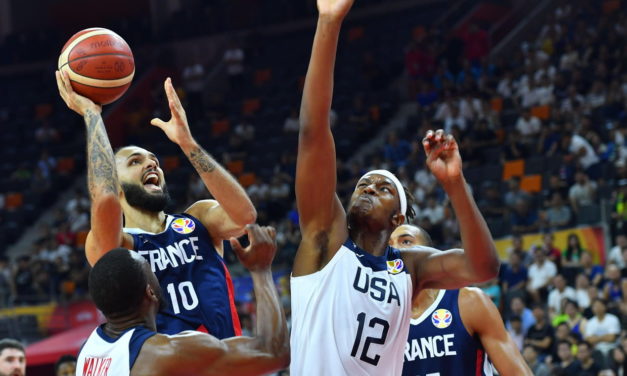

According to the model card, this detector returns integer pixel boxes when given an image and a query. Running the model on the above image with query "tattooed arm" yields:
[150,78,256,241]
[55,71,130,265]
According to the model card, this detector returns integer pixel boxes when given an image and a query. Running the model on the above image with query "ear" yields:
[146,284,158,304]
[391,212,405,228]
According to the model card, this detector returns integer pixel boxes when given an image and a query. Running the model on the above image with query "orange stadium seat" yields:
[242,98,261,115]
[254,69,272,86]
[502,159,525,180]
[520,175,542,193]
[226,160,244,175]
[56,157,75,174]
[162,156,180,172]
[5,193,23,209]
[238,173,256,188]
[531,105,551,120]
[211,119,230,137]
[490,97,503,113]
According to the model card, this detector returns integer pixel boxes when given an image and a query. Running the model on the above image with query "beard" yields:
[121,182,171,212]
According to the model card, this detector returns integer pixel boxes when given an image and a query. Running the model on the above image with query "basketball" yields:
[58,28,134,105]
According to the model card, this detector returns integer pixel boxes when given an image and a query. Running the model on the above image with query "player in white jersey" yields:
[77,225,289,376]
[390,225,531,376]
[291,0,500,375]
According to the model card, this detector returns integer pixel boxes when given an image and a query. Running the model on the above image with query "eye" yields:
[402,239,412,245]
[129,159,140,166]
[381,187,391,193]
[357,183,367,188]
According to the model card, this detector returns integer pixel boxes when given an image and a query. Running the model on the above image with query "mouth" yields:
[142,171,162,192]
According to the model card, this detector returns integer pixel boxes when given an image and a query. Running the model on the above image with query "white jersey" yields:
[76,325,155,376]
[291,239,413,376]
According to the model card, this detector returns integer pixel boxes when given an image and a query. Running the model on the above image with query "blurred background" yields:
[0,0,626,374]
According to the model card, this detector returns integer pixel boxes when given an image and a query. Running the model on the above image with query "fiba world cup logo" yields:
[171,218,195,234]
[431,309,452,329]
[386,259,404,274]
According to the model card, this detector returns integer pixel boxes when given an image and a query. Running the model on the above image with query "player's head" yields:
[115,146,171,212]
[347,170,415,233]
[389,224,432,248]
[55,355,77,376]
[0,339,25,376]
[89,248,166,324]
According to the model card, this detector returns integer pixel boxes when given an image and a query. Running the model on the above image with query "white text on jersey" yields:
[352,266,401,306]
[404,334,457,361]
[139,237,203,272]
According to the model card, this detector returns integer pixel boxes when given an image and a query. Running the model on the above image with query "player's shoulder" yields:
[147,331,226,357]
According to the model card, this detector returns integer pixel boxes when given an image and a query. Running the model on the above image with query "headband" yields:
[359,169,407,217]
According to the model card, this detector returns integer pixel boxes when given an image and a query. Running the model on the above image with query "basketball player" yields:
[76,224,289,376]
[390,224,531,376]
[55,71,256,337]
[290,0,500,374]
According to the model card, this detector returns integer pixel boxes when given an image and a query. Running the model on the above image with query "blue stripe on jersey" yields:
[402,289,489,376]
[126,213,239,338]
[344,239,407,273]
[95,325,156,369]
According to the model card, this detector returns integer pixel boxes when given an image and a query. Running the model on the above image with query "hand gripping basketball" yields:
[55,70,102,116]
[230,225,277,272]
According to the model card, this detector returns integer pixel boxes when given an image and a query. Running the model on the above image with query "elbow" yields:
[475,248,501,282]
[236,207,257,227]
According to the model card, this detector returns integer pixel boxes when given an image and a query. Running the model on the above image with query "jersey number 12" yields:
[166,281,199,314]
[350,312,390,366]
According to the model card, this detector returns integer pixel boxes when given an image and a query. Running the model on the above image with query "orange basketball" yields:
[58,28,135,105]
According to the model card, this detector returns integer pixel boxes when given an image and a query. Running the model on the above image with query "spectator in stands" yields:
[500,251,527,302]
[0,258,11,309]
[505,177,531,209]
[508,316,524,351]
[523,344,550,376]
[516,108,542,145]
[283,108,300,133]
[507,296,535,335]
[525,305,554,358]
[607,234,627,268]
[223,40,245,92]
[234,116,255,143]
[552,339,582,374]
[552,321,579,351]
[512,199,539,235]
[608,346,626,376]
[64,189,89,217]
[12,256,35,305]
[548,274,576,318]
[602,264,625,311]
[580,252,604,288]
[584,299,620,356]
[383,131,411,168]
[577,341,603,376]
[562,233,587,268]
[563,134,600,174]
[36,149,56,180]
[575,274,593,311]
[477,181,507,220]
[0,339,25,376]
[34,120,59,145]
[542,193,572,230]
[55,354,76,376]
[540,233,562,270]
[528,246,558,303]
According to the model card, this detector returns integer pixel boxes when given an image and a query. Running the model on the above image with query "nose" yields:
[363,184,376,195]
[145,159,157,170]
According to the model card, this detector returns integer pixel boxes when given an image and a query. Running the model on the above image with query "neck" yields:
[103,313,154,338]
[122,201,167,233]
[349,227,391,257]
[411,289,439,319]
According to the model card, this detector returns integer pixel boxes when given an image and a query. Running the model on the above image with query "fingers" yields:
[150,118,167,129]
[422,129,456,154]
[229,237,245,259]
[55,71,68,101]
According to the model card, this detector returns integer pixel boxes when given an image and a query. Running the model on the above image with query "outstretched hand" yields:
[150,78,194,147]
[317,0,355,20]
[230,225,277,272]
[55,70,101,116]
[422,129,463,187]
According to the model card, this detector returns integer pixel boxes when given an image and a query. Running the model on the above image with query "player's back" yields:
[125,213,240,337]
[403,289,493,376]
[77,325,156,376]
[290,239,412,376]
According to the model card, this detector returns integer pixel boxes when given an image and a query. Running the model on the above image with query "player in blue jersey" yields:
[390,224,531,376]
[55,71,256,337]
[77,224,289,376]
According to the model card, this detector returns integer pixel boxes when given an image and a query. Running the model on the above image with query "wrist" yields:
[250,269,273,279]
[179,137,198,152]
[318,14,345,27]
[441,175,466,193]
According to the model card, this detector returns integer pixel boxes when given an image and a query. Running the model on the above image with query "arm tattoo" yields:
[186,146,217,173]
[85,110,118,197]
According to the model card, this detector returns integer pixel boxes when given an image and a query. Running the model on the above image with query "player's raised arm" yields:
[460,288,532,376]
[151,78,256,239]
[55,71,127,266]
[156,225,289,375]
[412,130,499,290]
[294,0,355,276]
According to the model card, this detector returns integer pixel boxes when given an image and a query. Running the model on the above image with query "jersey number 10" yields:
[166,281,200,314]
[350,312,390,366]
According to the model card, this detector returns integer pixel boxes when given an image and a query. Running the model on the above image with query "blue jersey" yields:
[402,289,493,376]
[125,213,241,338]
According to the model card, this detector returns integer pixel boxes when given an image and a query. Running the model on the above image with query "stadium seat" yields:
[577,204,601,225]
[5,192,23,210]
[238,173,256,188]
[520,175,542,193]
[502,160,524,180]
[226,160,245,175]
[56,157,76,174]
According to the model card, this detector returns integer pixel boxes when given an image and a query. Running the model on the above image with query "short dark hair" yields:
[55,354,77,373]
[403,186,416,222]
[89,248,148,317]
[0,339,24,355]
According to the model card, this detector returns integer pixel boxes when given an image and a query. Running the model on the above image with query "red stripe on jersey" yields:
[222,261,242,336]
[475,348,485,376]
[196,324,209,333]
